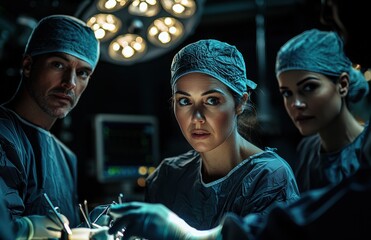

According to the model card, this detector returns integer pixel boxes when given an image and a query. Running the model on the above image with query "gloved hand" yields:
[23,212,69,239]
[108,201,221,240]
[69,227,113,240]
[89,204,112,227]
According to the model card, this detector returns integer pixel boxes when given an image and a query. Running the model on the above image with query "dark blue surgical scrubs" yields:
[0,106,80,233]
[294,123,369,193]
[146,148,300,230]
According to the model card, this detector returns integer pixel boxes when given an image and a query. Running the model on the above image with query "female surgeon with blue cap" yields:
[144,39,300,230]
[275,28,369,193]
[105,2,371,240]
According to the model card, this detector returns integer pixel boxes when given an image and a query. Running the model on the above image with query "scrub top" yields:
[294,123,369,193]
[0,106,80,228]
[145,148,300,230]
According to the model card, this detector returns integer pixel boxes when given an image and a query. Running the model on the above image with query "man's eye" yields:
[52,62,64,69]
[77,70,90,79]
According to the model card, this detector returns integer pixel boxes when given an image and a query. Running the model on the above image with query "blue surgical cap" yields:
[24,15,100,70]
[170,39,257,96]
[275,29,368,103]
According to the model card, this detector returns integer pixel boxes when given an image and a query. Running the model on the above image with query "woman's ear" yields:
[338,72,349,97]
[236,93,249,115]
[22,55,33,78]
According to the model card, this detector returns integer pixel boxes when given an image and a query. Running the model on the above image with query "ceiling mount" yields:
[76,0,205,65]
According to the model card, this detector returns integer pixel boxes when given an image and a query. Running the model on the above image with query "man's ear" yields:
[22,55,33,78]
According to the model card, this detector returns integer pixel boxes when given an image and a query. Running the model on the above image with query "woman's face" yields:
[173,72,238,153]
[277,70,342,136]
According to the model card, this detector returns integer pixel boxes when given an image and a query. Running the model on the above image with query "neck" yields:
[200,133,262,182]
[319,107,364,153]
[7,89,56,130]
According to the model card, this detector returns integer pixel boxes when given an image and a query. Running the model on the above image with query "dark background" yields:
[0,0,336,205]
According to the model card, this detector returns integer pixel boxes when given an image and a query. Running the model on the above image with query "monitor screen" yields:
[94,114,160,183]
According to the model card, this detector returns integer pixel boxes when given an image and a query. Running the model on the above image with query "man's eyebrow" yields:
[49,53,93,71]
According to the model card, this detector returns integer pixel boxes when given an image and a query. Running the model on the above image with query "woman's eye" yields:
[280,90,291,98]
[302,83,318,92]
[206,97,220,105]
[178,98,190,106]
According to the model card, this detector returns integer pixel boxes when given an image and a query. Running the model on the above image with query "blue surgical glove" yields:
[108,201,222,240]
[89,204,112,227]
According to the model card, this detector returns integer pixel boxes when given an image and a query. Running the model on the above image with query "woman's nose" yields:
[192,110,205,127]
[292,99,306,108]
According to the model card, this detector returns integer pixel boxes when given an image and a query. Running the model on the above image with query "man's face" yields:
[24,52,93,119]
[321,0,371,67]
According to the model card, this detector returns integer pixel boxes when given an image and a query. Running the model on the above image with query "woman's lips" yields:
[295,115,314,122]
[191,130,210,139]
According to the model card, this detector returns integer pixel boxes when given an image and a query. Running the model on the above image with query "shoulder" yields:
[0,106,12,117]
[247,148,296,178]
[52,135,76,159]
[239,149,300,205]
[0,106,19,132]
[0,106,47,139]
[0,107,26,149]
[159,149,199,168]
[146,149,199,182]
[251,148,290,168]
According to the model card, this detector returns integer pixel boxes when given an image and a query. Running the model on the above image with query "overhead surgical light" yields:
[76,0,204,65]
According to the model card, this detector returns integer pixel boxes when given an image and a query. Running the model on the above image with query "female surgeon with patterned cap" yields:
[275,28,369,193]
[143,39,299,230]
[105,39,299,239]
[107,1,371,239]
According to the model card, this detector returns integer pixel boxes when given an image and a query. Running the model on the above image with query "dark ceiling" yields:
[0,0,321,64]
[0,0,322,80]
[0,0,308,19]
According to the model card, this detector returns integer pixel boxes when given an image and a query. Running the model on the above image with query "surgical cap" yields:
[275,29,368,103]
[170,39,257,96]
[24,15,100,69]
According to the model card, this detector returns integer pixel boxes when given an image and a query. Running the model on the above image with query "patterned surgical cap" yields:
[275,29,368,103]
[171,39,257,96]
[24,15,100,69]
